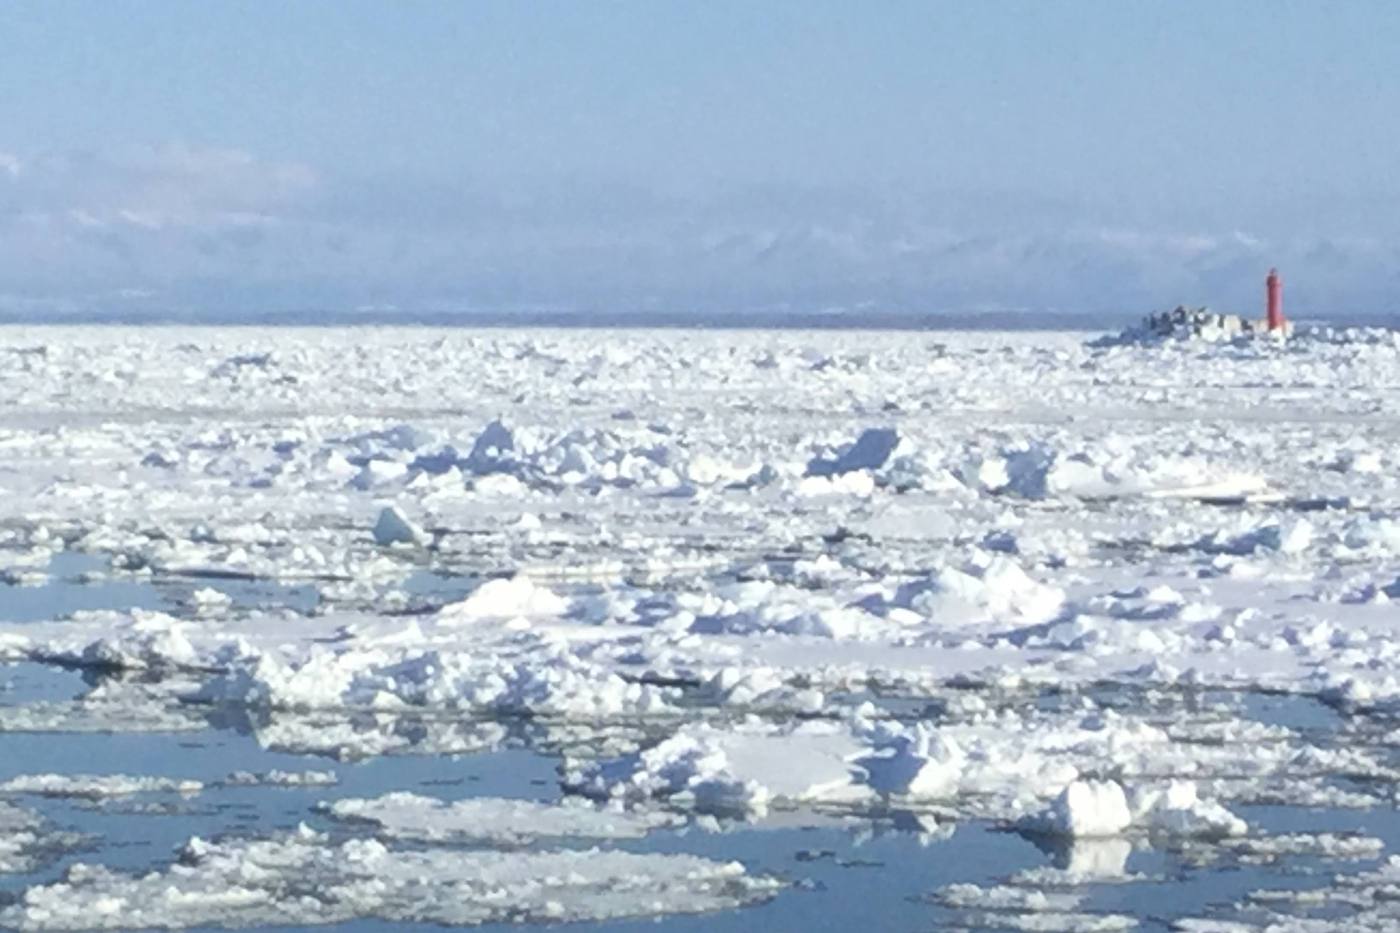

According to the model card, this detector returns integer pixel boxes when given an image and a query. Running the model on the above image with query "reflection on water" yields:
[0,666,1394,932]
[0,568,1398,931]
[0,551,320,623]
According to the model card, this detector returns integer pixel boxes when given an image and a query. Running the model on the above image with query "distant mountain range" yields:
[1,147,1396,324]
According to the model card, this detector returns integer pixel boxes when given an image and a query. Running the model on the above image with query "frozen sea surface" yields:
[2,324,1400,930]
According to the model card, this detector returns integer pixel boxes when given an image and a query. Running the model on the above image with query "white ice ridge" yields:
[1018,779,1246,839]
[322,792,680,844]
[0,774,204,799]
[0,587,681,720]
[571,707,1325,831]
[570,718,871,815]
[0,825,780,931]
[0,770,338,798]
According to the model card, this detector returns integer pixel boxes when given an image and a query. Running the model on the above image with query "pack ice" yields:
[3,323,1400,929]
[1,825,778,930]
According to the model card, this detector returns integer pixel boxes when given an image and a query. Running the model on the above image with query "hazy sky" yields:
[2,1,1398,318]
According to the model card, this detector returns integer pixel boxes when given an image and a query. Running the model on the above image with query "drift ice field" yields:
[3,322,1400,931]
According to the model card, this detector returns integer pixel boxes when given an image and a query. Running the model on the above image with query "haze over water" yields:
[2,2,1398,322]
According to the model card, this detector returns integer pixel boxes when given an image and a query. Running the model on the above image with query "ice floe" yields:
[323,792,680,844]
[569,719,868,815]
[0,801,86,874]
[0,774,204,799]
[0,825,779,930]
[371,505,426,547]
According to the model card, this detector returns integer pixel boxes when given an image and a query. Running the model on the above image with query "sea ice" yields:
[0,774,204,799]
[439,576,570,621]
[0,825,779,930]
[0,801,86,874]
[4,324,1400,923]
[371,506,426,547]
[570,719,868,815]
[323,792,680,844]
[1020,780,1133,838]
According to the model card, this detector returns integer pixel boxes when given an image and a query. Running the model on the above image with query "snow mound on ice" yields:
[570,720,866,815]
[685,581,889,640]
[1021,779,1246,839]
[198,644,679,718]
[324,792,679,844]
[1020,780,1132,838]
[440,577,570,621]
[696,666,825,713]
[0,825,778,930]
[891,553,1065,628]
[62,612,203,670]
[962,442,1270,502]
[856,725,965,798]
[1130,781,1247,838]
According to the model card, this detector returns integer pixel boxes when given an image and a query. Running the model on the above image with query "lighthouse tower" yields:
[1266,268,1285,332]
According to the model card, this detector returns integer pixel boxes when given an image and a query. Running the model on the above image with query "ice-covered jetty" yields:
[1092,304,1292,347]
[1143,305,1262,341]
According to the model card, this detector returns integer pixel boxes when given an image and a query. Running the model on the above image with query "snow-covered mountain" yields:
[1,147,1396,321]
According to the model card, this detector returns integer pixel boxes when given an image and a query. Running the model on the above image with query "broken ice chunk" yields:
[372,506,427,547]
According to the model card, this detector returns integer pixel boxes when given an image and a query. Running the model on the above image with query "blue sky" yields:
[2,1,1398,319]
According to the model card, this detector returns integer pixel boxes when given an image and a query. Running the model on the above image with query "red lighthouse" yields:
[1266,268,1285,331]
